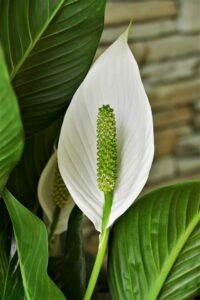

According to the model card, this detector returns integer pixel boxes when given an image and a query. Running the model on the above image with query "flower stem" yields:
[83,192,113,300]
[48,206,61,241]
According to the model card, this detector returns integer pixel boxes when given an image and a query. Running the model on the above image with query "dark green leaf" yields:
[0,199,24,300]
[49,206,85,300]
[108,181,200,300]
[0,47,24,192]
[1,253,25,300]
[0,0,106,136]
[2,189,66,300]
[8,117,62,209]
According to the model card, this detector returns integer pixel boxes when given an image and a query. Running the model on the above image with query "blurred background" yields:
[85,1,200,291]
[97,0,200,191]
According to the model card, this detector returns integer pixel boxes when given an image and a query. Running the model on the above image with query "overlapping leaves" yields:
[0,200,24,300]
[0,0,106,136]
[4,0,106,211]
[108,181,200,300]
[0,2,106,299]
[0,48,24,192]
[2,190,66,300]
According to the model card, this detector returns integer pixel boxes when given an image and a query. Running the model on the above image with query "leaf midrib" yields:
[149,212,200,300]
[10,0,65,80]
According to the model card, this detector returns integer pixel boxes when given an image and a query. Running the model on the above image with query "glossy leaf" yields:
[2,189,66,300]
[0,48,24,192]
[8,117,62,209]
[49,206,85,300]
[0,0,106,136]
[1,254,25,300]
[108,181,200,300]
[0,199,24,300]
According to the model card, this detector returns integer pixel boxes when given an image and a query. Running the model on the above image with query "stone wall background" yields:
[98,0,200,190]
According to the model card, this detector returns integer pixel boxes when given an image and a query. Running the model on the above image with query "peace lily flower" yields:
[57,27,154,233]
[38,152,74,235]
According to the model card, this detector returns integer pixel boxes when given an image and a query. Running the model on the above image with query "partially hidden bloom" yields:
[57,28,154,232]
[38,152,74,234]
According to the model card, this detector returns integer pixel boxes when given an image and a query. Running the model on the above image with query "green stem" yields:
[48,206,61,241]
[83,192,113,300]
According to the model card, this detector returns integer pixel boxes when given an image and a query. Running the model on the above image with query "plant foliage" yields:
[108,182,200,300]
[2,189,66,300]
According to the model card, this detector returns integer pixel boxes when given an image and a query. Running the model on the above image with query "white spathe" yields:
[57,29,154,232]
[38,152,75,234]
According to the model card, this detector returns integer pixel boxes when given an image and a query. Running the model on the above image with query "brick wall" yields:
[98,0,200,189]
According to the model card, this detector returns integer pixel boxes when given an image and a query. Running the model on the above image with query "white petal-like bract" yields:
[58,29,154,232]
[38,152,75,234]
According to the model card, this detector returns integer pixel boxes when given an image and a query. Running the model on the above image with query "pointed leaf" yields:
[2,189,66,300]
[0,48,24,192]
[58,30,154,231]
[108,181,200,300]
[0,0,106,136]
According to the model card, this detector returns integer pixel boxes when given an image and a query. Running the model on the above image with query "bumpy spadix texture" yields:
[97,105,117,192]
[53,165,71,208]
[38,152,74,234]
[58,28,154,232]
